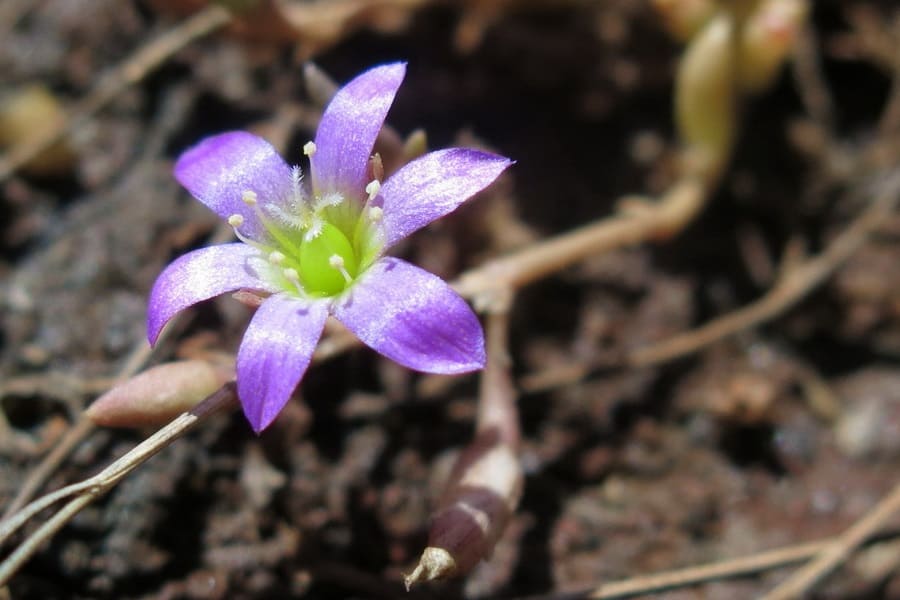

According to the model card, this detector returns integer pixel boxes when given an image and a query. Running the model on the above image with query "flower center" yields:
[229,159,384,299]
[299,222,358,296]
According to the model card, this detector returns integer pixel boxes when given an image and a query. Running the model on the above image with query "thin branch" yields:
[0,418,95,521]
[588,540,825,599]
[454,176,710,309]
[627,173,900,368]
[761,482,900,600]
[514,531,900,600]
[0,5,230,183]
[0,384,237,586]
[3,323,174,519]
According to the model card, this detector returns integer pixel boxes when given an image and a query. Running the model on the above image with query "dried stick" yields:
[2,219,241,518]
[0,5,230,183]
[4,326,166,519]
[588,539,825,599]
[1,418,95,521]
[0,383,237,587]
[761,482,900,600]
[454,176,710,309]
[628,173,900,367]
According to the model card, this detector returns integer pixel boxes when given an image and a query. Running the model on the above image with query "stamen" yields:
[227,214,244,228]
[303,141,317,157]
[329,254,353,284]
[268,250,286,265]
[365,179,381,202]
[282,267,304,295]
[241,190,258,206]
[369,152,384,182]
[368,206,383,222]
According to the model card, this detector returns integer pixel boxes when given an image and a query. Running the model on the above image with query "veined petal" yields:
[379,148,512,249]
[333,258,485,374]
[174,131,292,241]
[312,63,406,199]
[236,294,328,433]
[147,244,274,345]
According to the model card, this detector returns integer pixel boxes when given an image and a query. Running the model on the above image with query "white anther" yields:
[268,251,286,265]
[303,141,317,156]
[365,179,381,201]
[283,267,300,282]
[368,206,383,222]
[329,254,352,284]
[227,214,245,227]
[241,190,258,206]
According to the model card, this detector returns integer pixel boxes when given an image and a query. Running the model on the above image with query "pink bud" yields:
[86,360,233,428]
[740,0,808,93]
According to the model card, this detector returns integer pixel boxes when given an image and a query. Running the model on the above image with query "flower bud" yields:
[405,432,522,588]
[86,360,233,427]
[402,129,428,163]
[0,85,76,176]
[675,13,737,167]
[739,0,808,93]
[652,0,717,42]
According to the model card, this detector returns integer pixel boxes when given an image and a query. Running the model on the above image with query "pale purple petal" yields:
[174,131,292,241]
[147,244,275,345]
[311,63,406,199]
[236,294,328,433]
[333,258,484,374]
[378,148,512,249]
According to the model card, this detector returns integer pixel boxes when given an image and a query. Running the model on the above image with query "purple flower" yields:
[147,63,512,432]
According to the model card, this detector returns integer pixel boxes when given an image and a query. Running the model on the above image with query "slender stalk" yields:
[0,384,237,587]
[454,176,709,308]
[761,482,900,600]
[0,5,230,182]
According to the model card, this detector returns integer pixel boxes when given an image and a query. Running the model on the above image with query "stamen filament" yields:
[329,254,353,284]
[227,213,262,248]
[282,267,305,295]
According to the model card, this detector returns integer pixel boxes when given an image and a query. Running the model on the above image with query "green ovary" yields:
[299,222,358,296]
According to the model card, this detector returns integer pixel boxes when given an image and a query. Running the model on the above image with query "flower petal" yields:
[236,294,328,433]
[379,148,512,249]
[174,131,292,241]
[333,258,485,374]
[312,62,406,199]
[147,244,274,345]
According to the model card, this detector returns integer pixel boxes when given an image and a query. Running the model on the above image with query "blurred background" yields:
[1,1,900,598]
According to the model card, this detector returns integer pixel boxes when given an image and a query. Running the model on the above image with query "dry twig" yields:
[455,176,710,310]
[514,531,900,599]
[0,384,238,587]
[761,482,900,600]
[628,172,900,367]
[0,5,230,183]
